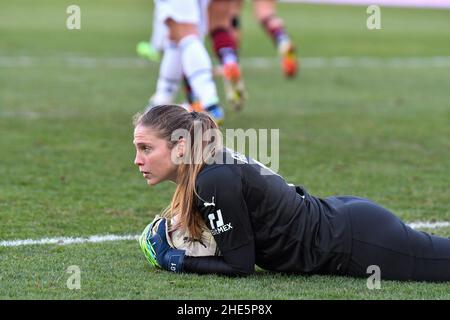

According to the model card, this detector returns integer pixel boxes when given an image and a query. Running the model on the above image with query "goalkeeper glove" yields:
[139,221,160,268]
[149,218,186,273]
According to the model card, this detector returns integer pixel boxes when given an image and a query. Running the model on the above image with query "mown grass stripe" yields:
[1,221,448,247]
[2,56,450,68]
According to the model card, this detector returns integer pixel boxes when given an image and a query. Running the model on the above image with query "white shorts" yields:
[154,0,210,37]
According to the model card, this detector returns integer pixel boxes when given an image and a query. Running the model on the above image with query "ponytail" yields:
[134,105,221,240]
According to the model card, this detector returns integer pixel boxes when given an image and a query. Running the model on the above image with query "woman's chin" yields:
[146,177,159,186]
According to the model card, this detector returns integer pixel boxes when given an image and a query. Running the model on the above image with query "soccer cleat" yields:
[145,93,175,112]
[188,101,204,113]
[223,61,241,83]
[136,41,161,63]
[222,62,246,111]
[144,94,160,113]
[185,102,224,125]
[278,39,298,78]
[204,104,225,125]
[144,98,156,113]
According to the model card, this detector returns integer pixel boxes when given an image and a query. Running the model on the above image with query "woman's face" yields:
[133,125,178,185]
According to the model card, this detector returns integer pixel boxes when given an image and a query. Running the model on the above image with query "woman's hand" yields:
[143,218,186,273]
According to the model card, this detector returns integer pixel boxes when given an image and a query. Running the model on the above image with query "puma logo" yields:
[203,197,215,208]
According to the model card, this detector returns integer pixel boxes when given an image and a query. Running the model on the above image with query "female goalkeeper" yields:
[133,105,450,281]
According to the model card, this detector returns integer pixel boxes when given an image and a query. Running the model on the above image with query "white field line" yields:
[2,55,450,69]
[0,234,139,247]
[0,221,448,247]
[408,221,450,229]
[280,0,450,10]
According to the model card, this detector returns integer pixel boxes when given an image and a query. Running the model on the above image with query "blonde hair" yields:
[133,105,221,241]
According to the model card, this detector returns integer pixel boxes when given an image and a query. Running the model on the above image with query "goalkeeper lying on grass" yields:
[133,104,450,281]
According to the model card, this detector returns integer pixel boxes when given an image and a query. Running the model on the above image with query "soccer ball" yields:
[144,215,220,257]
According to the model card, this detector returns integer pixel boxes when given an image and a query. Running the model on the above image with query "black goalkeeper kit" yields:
[183,149,450,281]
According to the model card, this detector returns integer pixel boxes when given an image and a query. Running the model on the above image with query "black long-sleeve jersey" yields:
[183,148,352,276]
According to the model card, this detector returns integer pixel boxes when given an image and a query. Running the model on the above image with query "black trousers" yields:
[336,196,450,282]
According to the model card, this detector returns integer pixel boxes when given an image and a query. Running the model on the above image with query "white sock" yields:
[152,41,182,105]
[150,11,167,52]
[179,35,219,107]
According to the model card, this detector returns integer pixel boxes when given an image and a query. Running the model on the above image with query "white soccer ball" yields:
[150,215,220,257]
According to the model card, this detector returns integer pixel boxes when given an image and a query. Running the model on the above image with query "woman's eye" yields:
[144,146,152,153]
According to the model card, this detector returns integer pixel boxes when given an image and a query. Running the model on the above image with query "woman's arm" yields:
[187,165,256,276]
[184,241,255,276]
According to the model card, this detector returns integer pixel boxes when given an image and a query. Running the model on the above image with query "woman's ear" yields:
[176,137,186,158]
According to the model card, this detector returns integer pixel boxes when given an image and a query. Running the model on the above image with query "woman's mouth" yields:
[141,171,151,178]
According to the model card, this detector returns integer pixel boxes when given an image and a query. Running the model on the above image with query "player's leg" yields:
[229,0,243,45]
[209,0,246,111]
[342,197,450,281]
[147,40,182,108]
[159,0,224,123]
[253,0,298,78]
[209,0,240,72]
[145,2,183,108]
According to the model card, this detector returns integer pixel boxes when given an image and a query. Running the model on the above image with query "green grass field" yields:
[0,0,449,299]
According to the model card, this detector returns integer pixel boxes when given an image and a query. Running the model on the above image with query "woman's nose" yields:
[134,153,144,166]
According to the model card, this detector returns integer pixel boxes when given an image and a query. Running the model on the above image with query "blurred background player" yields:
[142,0,225,124]
[228,0,298,78]
[208,0,246,111]
[138,0,247,112]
